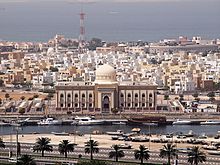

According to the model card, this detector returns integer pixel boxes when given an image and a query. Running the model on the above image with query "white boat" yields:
[106,130,124,136]
[51,132,69,136]
[207,150,220,155]
[38,118,62,125]
[72,116,105,126]
[200,121,220,125]
[118,143,132,149]
[173,119,191,125]
[112,121,127,125]
[202,145,217,150]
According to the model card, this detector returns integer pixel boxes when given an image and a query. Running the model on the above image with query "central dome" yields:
[95,64,116,82]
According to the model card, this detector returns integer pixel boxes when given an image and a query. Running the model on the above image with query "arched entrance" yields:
[102,96,110,113]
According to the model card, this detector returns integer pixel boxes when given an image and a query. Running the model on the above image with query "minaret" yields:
[79,10,85,49]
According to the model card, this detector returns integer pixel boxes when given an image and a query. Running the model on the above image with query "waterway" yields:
[0,124,220,136]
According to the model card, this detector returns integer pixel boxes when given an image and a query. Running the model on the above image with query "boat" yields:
[112,121,127,125]
[37,118,62,125]
[118,143,132,149]
[0,122,10,126]
[200,121,220,125]
[106,130,124,136]
[131,136,149,142]
[10,118,30,127]
[51,132,69,136]
[127,115,166,125]
[172,119,191,125]
[202,145,217,150]
[72,116,105,126]
[131,128,141,133]
[207,150,220,155]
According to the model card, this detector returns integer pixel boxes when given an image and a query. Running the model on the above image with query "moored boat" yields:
[200,121,220,125]
[51,132,69,136]
[127,115,166,125]
[72,116,105,126]
[38,118,62,125]
[173,119,191,125]
[106,130,124,136]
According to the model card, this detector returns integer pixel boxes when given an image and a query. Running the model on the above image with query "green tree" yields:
[160,143,177,165]
[0,79,4,87]
[16,154,36,165]
[58,140,75,158]
[49,66,59,72]
[33,137,53,157]
[207,92,215,98]
[0,138,5,148]
[134,145,150,164]
[192,93,199,99]
[85,139,99,160]
[33,94,39,98]
[5,93,10,100]
[188,146,206,165]
[109,144,125,162]
[164,94,169,100]
[20,96,25,100]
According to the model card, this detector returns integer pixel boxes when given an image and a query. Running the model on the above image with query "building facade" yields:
[55,64,157,114]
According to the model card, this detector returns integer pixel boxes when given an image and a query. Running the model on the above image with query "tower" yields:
[79,10,85,48]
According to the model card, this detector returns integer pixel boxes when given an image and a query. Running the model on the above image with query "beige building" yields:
[55,64,157,114]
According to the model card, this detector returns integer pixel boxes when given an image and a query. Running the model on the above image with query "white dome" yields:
[95,64,116,82]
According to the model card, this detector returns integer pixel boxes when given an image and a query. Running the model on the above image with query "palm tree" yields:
[134,145,150,164]
[58,140,75,158]
[33,137,53,157]
[188,146,206,165]
[16,154,36,165]
[160,143,177,165]
[0,138,5,148]
[109,144,125,162]
[85,139,99,160]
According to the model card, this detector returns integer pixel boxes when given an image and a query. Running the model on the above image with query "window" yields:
[89,103,93,108]
[135,93,138,97]
[75,103,78,107]
[75,94,78,98]
[135,103,138,107]
[68,103,71,107]
[82,93,85,98]
[67,94,71,98]
[128,93,131,97]
[60,103,64,107]
[142,103,145,107]
[142,93,145,97]
[121,103,124,107]
[89,93,92,98]
[82,103,85,107]
[60,94,64,98]
[128,103,131,107]
[120,93,124,97]
[149,93,153,97]
[149,103,153,107]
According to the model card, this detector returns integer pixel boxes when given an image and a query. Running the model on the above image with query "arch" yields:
[60,94,64,98]
[142,93,145,98]
[120,93,124,97]
[67,94,71,98]
[149,93,153,97]
[127,93,131,97]
[75,93,78,98]
[89,93,92,98]
[82,93,85,98]
[103,96,110,109]
[135,93,138,97]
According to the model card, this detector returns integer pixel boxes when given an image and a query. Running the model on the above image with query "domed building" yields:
[55,64,157,114]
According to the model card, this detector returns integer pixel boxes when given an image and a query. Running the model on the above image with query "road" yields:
[0,142,220,165]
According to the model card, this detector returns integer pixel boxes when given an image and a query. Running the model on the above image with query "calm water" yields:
[1,124,220,136]
[0,0,220,42]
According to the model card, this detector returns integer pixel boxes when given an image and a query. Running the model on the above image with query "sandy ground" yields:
[0,90,47,101]
[2,133,220,151]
